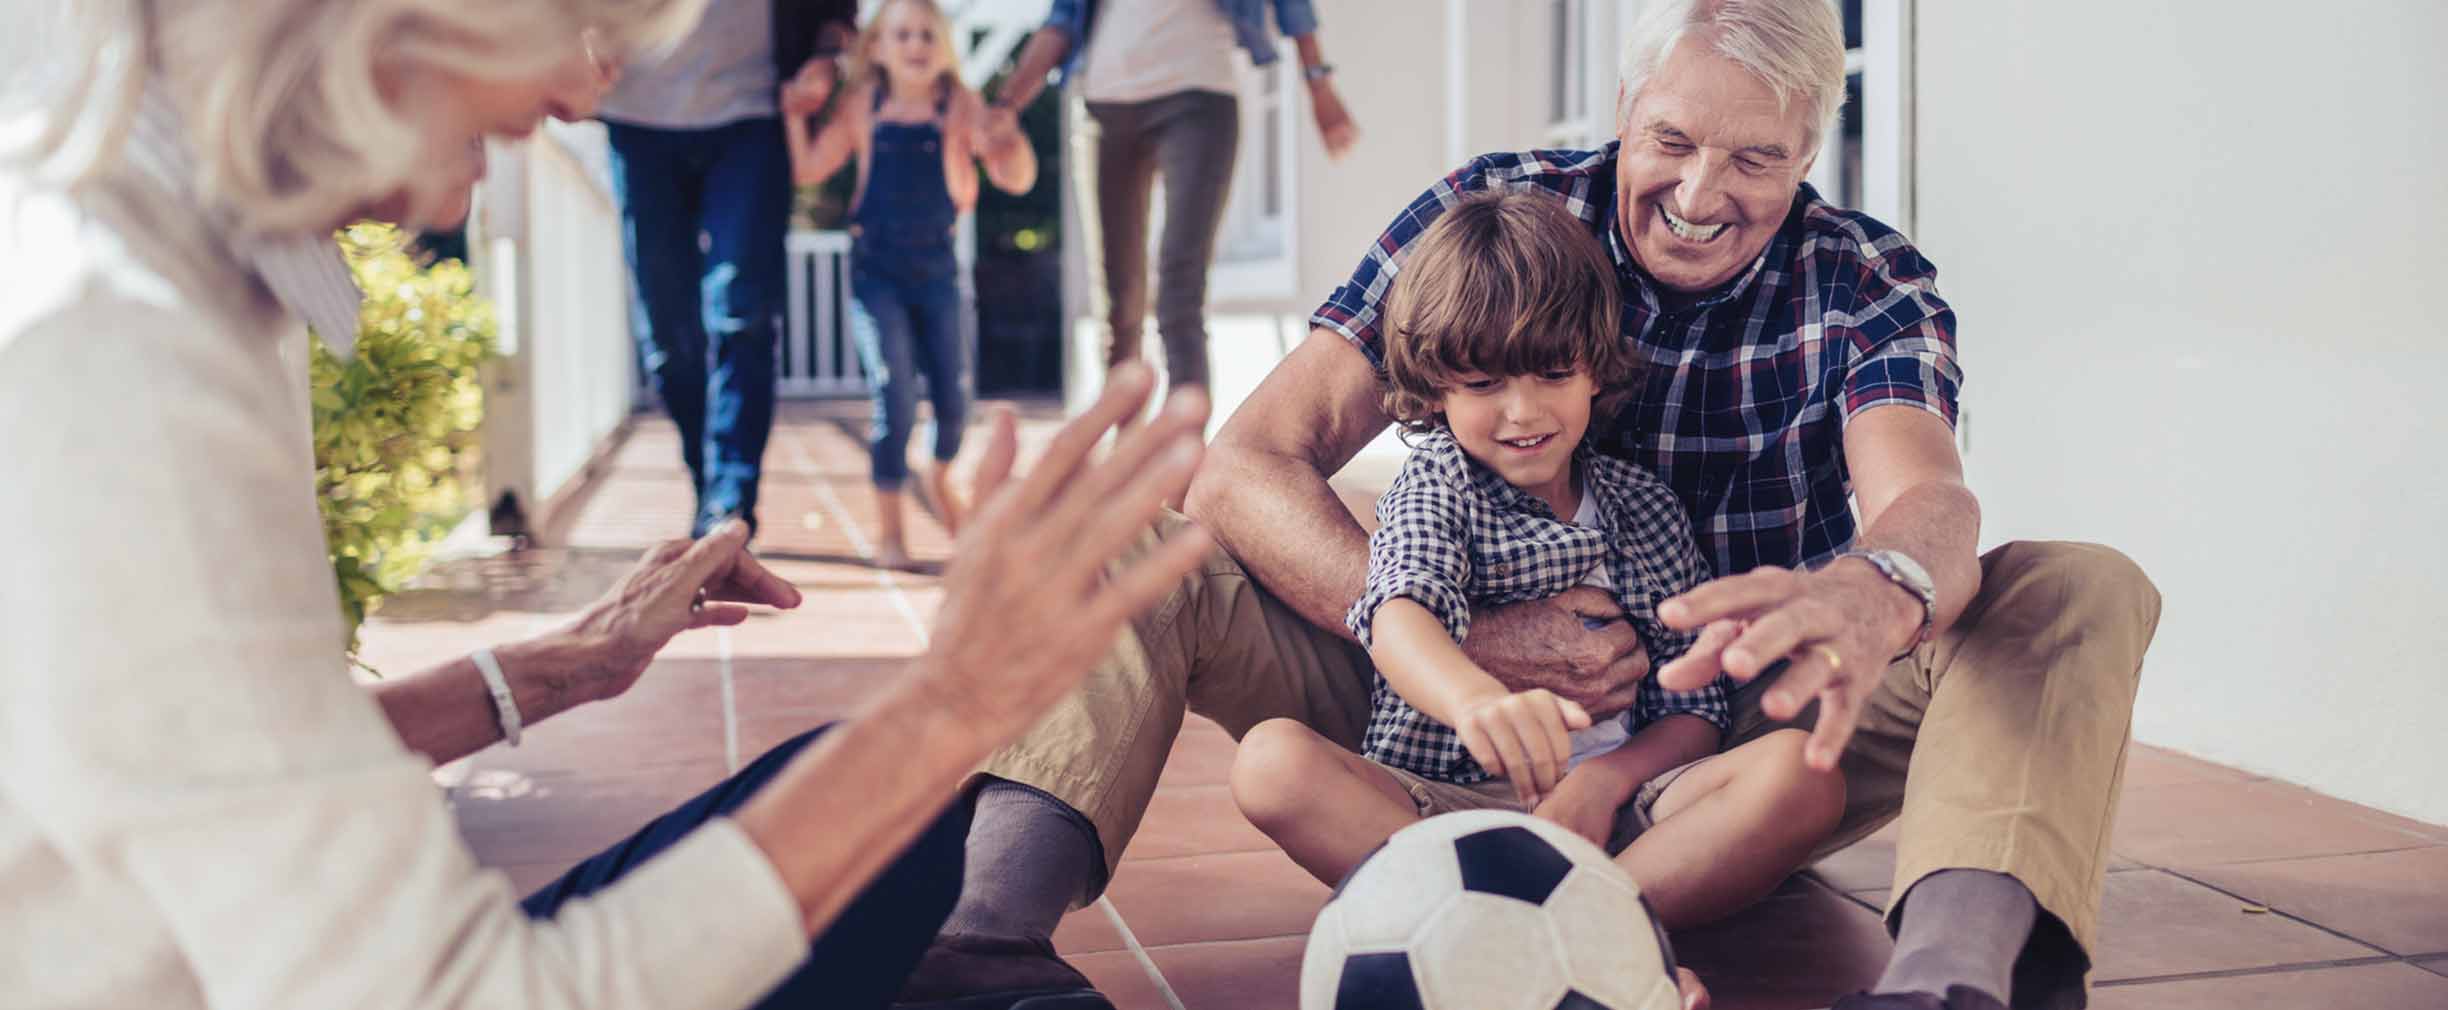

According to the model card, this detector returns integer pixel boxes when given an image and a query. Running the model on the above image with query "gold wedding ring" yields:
[692,587,708,613]
[1809,643,1843,674]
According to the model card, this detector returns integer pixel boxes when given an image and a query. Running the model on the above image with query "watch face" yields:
[1883,550,1934,596]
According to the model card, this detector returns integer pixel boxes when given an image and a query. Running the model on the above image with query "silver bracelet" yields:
[469,648,523,747]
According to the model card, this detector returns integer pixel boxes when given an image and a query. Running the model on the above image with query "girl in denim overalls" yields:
[785,0,1037,569]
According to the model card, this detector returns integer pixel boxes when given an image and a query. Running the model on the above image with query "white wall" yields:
[1916,2,2448,823]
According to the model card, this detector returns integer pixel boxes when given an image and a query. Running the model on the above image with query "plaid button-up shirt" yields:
[1315,143,1962,579]
[1348,429,1728,784]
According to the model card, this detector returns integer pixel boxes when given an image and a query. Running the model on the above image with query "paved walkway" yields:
[359,402,2448,1010]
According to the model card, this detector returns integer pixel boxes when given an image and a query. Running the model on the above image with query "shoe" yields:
[1830,986,2005,1010]
[891,934,1113,1010]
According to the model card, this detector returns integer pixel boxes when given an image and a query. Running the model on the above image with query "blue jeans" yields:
[850,241,969,490]
[607,117,789,535]
[522,725,970,1008]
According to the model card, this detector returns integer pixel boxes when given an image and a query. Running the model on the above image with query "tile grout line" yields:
[783,417,1189,1009]
[2147,841,2446,870]
[2093,954,2403,988]
[1098,895,1190,1010]
[778,424,931,646]
[2153,864,2407,958]
[719,625,740,773]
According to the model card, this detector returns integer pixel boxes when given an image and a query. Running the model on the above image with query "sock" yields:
[937,779,1107,941]
[1874,868,2038,1006]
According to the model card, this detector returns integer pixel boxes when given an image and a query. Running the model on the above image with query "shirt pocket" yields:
[1471,515,1606,599]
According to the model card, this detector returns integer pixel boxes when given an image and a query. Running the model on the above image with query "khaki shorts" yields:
[1376,754,1717,856]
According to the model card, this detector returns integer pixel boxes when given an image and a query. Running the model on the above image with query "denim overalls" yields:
[849,85,970,490]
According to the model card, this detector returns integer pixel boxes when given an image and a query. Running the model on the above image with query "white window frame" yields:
[1209,56,1299,300]
[1546,0,1596,147]
[1807,0,1915,232]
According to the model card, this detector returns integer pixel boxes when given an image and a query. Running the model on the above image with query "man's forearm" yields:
[1184,441,1371,637]
[370,635,603,765]
[1853,479,1982,638]
[991,28,1071,111]
[1291,33,1326,72]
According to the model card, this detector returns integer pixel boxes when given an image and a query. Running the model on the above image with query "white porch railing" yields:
[781,229,864,397]
[473,121,639,535]
[781,226,977,399]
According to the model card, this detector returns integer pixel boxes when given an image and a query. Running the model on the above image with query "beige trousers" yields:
[978,516,2161,1009]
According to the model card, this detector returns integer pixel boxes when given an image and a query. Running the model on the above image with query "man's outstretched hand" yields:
[1654,561,1922,770]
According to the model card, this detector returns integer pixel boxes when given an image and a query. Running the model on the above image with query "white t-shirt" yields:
[1077,0,1241,104]
[1564,490,1635,771]
[597,0,779,129]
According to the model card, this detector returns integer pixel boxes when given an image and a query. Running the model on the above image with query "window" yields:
[1809,0,1914,231]
[1547,0,1596,145]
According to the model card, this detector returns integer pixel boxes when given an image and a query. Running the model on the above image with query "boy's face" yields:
[1438,368,1599,509]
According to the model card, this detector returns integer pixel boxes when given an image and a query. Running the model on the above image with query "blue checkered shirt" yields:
[1315,143,1962,578]
[1349,428,1729,784]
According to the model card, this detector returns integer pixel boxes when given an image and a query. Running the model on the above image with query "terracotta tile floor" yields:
[364,403,2448,1010]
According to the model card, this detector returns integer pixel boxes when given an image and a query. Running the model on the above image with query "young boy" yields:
[1230,190,1846,928]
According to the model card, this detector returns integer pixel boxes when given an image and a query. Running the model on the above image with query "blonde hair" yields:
[4,0,704,236]
[1380,190,1638,436]
[848,0,965,103]
[1615,0,1847,156]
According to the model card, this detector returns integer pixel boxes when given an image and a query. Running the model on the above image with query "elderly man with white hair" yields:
[0,1,1217,1008]
[910,2,2159,1010]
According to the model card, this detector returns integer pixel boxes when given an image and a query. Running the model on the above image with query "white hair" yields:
[3,0,703,235]
[1615,0,1847,156]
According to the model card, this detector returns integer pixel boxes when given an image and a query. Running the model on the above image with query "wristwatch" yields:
[1302,63,1336,83]
[1839,549,1936,655]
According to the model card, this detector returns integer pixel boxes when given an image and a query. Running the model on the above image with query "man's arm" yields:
[1658,405,1978,768]
[1287,33,1358,158]
[1187,327,1384,631]
[987,25,1074,114]
[1841,406,1982,632]
[1190,329,1655,711]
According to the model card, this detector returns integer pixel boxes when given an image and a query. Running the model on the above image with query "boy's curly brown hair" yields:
[1379,190,1638,435]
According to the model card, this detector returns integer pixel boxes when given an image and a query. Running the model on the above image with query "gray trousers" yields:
[1075,89,1240,390]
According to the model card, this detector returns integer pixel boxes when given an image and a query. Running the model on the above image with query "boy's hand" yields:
[1531,766,1637,848]
[1453,688,1592,806]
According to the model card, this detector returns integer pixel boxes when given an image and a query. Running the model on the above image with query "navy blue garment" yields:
[849,87,970,490]
[607,116,791,536]
[522,725,973,1009]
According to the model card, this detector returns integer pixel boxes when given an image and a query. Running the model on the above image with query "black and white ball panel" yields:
[1299,810,1681,1010]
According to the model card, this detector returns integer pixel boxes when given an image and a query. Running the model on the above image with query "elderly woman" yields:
[0,2,1212,1008]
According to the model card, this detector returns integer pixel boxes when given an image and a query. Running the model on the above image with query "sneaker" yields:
[1830,986,2006,1010]
[891,934,1113,1010]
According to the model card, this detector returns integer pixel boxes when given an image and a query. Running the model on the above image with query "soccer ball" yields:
[1299,810,1681,1010]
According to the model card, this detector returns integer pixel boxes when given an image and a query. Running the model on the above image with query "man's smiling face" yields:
[1614,33,1818,294]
